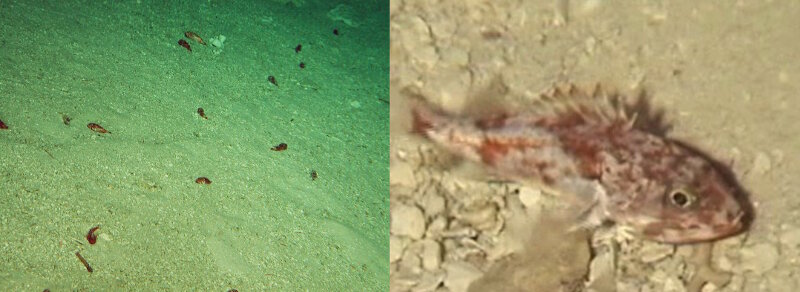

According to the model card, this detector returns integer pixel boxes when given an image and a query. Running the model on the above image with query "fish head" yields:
[606,141,748,244]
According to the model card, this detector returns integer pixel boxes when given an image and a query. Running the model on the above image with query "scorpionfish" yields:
[411,84,747,244]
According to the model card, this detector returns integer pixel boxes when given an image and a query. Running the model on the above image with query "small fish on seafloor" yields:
[409,83,751,244]
[185,31,206,45]
[178,39,191,52]
[87,123,109,134]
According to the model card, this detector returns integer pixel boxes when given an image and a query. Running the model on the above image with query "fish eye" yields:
[669,189,696,208]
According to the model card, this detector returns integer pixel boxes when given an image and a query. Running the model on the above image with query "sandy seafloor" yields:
[0,0,389,290]
[390,1,800,292]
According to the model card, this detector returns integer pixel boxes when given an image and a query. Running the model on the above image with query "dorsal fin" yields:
[531,83,671,136]
[401,81,672,137]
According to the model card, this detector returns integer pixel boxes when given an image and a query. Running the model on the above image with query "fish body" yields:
[411,85,746,243]
[185,31,206,45]
[178,39,191,52]
[87,123,109,134]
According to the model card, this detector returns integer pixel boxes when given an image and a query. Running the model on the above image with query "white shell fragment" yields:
[517,186,542,208]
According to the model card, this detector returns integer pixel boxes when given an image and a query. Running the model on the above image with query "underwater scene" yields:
[0,0,388,290]
[390,1,800,291]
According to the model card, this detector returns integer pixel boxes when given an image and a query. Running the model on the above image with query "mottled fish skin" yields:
[411,85,746,244]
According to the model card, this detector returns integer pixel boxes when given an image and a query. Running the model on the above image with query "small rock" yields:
[420,192,446,218]
[440,226,478,239]
[649,269,669,285]
[587,249,616,291]
[392,259,422,290]
[711,234,746,272]
[700,282,719,292]
[457,203,498,231]
[663,277,687,292]
[616,281,642,292]
[390,185,416,200]
[395,148,409,160]
[391,203,427,240]
[715,253,734,272]
[390,236,408,263]
[389,161,416,186]
[739,242,780,274]
[420,239,442,271]
[209,35,226,48]
[442,260,483,292]
[398,243,423,274]
[639,242,675,263]
[426,216,447,237]
[390,269,417,291]
[416,270,446,291]
[518,186,542,208]
[99,232,113,242]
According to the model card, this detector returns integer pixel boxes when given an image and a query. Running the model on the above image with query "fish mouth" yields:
[648,210,746,244]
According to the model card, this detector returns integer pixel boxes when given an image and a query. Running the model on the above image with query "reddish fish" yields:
[411,84,747,244]
[87,123,109,134]
[185,31,206,45]
[178,39,191,52]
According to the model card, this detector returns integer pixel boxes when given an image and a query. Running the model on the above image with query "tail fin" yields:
[410,101,436,137]
[400,86,448,138]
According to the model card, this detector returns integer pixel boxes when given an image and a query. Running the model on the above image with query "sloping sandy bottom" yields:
[0,0,389,290]
[390,1,800,291]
